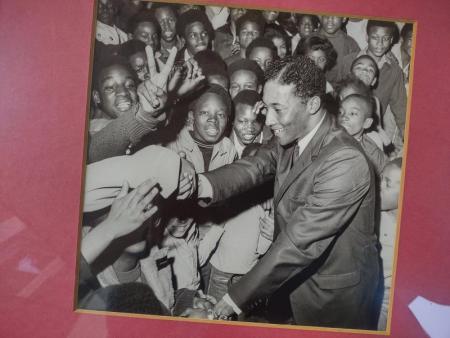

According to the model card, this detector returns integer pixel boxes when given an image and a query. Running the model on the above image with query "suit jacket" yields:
[203,113,380,329]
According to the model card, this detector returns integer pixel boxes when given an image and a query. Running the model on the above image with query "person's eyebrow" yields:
[272,103,287,109]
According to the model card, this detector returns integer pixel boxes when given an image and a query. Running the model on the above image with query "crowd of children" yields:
[79,0,410,330]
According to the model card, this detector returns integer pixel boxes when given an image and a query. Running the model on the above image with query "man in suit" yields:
[190,56,380,329]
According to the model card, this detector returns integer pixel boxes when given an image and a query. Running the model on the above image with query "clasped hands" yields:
[180,291,236,320]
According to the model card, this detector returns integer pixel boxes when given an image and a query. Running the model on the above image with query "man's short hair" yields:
[245,37,278,59]
[228,59,265,85]
[176,9,214,40]
[336,75,373,98]
[236,11,265,34]
[128,10,161,35]
[265,56,326,100]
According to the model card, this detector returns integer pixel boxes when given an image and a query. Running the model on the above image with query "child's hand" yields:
[259,210,274,241]
[175,59,206,97]
[252,100,267,116]
[103,179,160,239]
[136,46,178,127]
[193,290,217,311]
[231,41,240,55]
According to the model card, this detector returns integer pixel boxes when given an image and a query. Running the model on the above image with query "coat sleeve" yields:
[201,140,278,204]
[88,113,158,163]
[227,147,372,311]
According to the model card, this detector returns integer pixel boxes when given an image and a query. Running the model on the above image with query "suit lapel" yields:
[274,114,333,207]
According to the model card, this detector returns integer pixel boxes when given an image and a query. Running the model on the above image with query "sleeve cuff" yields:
[223,293,242,315]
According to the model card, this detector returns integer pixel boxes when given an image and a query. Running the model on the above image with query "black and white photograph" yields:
[76,0,414,332]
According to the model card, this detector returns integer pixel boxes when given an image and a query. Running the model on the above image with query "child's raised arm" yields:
[81,179,159,264]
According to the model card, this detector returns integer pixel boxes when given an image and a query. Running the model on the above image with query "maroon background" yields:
[1,0,449,337]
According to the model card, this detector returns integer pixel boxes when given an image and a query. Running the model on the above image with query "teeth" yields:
[206,128,218,135]
[116,101,131,111]
[273,128,286,135]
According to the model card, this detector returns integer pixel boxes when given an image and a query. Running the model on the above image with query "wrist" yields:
[135,103,159,130]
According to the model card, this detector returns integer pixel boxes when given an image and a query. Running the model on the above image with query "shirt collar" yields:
[297,113,326,156]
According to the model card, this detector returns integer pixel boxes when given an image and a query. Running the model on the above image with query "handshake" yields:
[176,151,199,201]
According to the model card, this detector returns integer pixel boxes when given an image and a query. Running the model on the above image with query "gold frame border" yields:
[72,0,418,336]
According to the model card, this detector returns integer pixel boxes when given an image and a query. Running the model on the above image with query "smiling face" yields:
[380,163,401,211]
[263,81,311,146]
[239,21,261,49]
[321,16,343,36]
[298,16,315,38]
[248,46,275,72]
[191,92,228,144]
[367,26,393,59]
[233,103,264,145]
[338,96,372,138]
[155,7,177,42]
[229,70,259,98]
[351,57,378,87]
[95,64,138,118]
[133,22,160,50]
[185,22,209,56]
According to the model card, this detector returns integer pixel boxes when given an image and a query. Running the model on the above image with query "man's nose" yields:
[116,85,128,96]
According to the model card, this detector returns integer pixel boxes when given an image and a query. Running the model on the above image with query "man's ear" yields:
[128,33,134,40]
[363,117,373,130]
[180,37,186,48]
[306,96,322,115]
[92,90,101,106]
[257,84,262,94]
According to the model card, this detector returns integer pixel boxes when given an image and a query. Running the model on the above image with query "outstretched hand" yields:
[80,179,160,264]
[136,46,178,127]
[104,179,160,239]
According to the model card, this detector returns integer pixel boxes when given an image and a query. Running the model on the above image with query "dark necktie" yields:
[292,142,300,167]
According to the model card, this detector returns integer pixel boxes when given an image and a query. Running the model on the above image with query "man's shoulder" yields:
[319,125,369,165]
